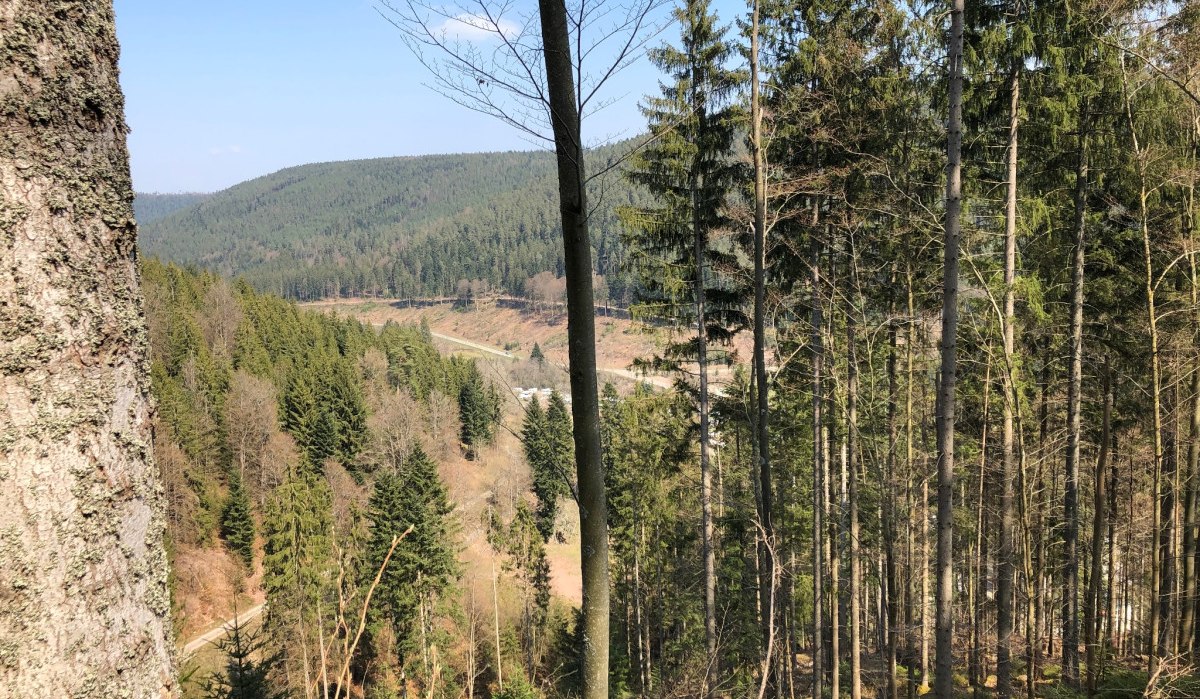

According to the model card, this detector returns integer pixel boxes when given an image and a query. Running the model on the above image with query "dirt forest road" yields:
[180,603,267,659]
[430,331,514,359]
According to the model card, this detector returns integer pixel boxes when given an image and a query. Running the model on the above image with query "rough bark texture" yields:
[934,1,963,696]
[535,1,610,696]
[0,1,176,695]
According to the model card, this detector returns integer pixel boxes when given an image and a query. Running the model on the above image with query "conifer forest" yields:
[3,0,1200,698]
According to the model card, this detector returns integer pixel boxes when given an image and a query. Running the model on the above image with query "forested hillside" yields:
[137,145,650,303]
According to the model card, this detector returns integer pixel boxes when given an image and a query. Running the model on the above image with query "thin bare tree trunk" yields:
[536,2,611,696]
[0,2,175,694]
[493,560,504,692]
[1185,158,1200,662]
[934,1,965,695]
[972,360,992,697]
[886,310,901,699]
[906,271,919,699]
[1122,62,1168,675]
[692,83,718,697]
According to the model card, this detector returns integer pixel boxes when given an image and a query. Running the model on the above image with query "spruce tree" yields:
[530,342,546,364]
[619,0,743,682]
[204,612,284,699]
[366,446,458,673]
[221,474,255,567]
[458,363,497,459]
[523,392,574,541]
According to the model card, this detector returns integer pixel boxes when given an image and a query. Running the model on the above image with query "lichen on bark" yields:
[0,1,175,696]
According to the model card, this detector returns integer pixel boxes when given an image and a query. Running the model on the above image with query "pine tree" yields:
[221,474,255,567]
[530,342,546,364]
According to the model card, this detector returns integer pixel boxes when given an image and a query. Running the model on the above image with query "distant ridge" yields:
[136,142,648,303]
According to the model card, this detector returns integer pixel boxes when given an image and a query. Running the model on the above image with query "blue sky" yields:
[115,0,741,193]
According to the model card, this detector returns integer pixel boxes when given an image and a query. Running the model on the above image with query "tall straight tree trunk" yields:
[691,78,718,696]
[971,360,991,698]
[934,1,965,696]
[906,271,920,699]
[830,406,841,699]
[1086,360,1112,696]
[812,226,825,699]
[749,1,776,689]
[0,2,175,694]
[848,236,863,699]
[886,310,901,699]
[827,266,841,699]
[1062,99,1089,689]
[535,2,610,695]
[996,45,1020,699]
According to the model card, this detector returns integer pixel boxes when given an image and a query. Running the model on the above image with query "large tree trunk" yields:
[934,1,964,696]
[535,2,610,696]
[0,1,175,695]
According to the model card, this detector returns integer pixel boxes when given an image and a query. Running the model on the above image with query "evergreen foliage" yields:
[620,0,747,364]
[522,392,574,541]
[203,612,284,699]
[365,446,459,673]
[458,362,500,459]
[220,474,255,566]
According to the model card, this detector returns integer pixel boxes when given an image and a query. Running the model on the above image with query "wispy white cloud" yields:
[436,13,520,42]
[207,145,243,157]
